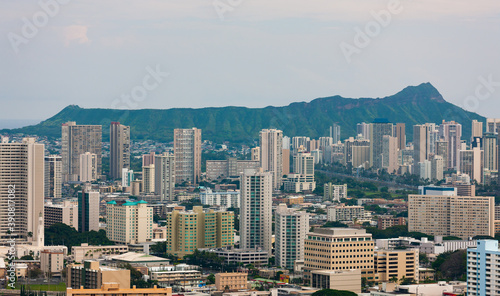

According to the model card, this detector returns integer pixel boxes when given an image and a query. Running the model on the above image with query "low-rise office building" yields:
[311,269,361,293]
[67,261,130,289]
[304,228,377,282]
[215,272,248,291]
[327,205,365,222]
[374,249,419,283]
[72,244,129,262]
[204,247,269,266]
[66,284,172,296]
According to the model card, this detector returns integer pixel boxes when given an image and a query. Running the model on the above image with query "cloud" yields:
[63,25,90,47]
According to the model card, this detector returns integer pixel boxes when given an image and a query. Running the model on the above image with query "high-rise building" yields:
[330,124,341,144]
[486,118,500,133]
[304,228,377,282]
[79,152,98,182]
[382,135,398,173]
[142,152,155,167]
[275,204,309,269]
[438,120,462,170]
[154,153,175,201]
[174,128,202,185]
[251,147,260,162]
[240,169,272,255]
[324,183,348,202]
[206,158,260,180]
[142,164,155,194]
[467,240,500,296]
[357,122,370,140]
[200,188,241,208]
[260,129,283,190]
[374,249,419,283]
[44,200,78,229]
[370,119,393,169]
[431,155,444,181]
[408,194,494,239]
[413,124,431,164]
[292,137,309,155]
[45,155,62,199]
[0,138,45,244]
[282,148,290,175]
[78,184,100,232]
[418,160,432,180]
[344,137,370,167]
[435,140,449,170]
[483,133,498,172]
[165,206,234,257]
[395,123,406,150]
[106,200,153,244]
[110,122,130,180]
[121,168,134,187]
[471,120,484,143]
[61,122,102,182]
[293,152,314,175]
[459,146,483,184]
[282,136,291,150]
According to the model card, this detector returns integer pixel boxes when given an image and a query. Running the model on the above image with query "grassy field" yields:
[15,282,66,292]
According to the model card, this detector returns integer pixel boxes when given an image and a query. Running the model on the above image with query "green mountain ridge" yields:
[2,83,485,143]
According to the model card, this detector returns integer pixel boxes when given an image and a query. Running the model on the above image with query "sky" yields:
[1,0,500,123]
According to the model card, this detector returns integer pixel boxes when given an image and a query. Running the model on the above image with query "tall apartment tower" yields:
[260,129,283,190]
[292,136,309,155]
[165,206,234,257]
[154,153,175,201]
[251,147,260,162]
[357,122,370,140]
[459,146,483,184]
[413,124,431,164]
[467,240,500,296]
[483,133,498,172]
[275,204,309,269]
[293,152,315,175]
[382,135,398,174]
[240,169,273,255]
[395,123,406,150]
[408,194,494,239]
[106,200,153,244]
[369,119,393,169]
[174,128,201,185]
[471,120,484,142]
[438,120,462,170]
[142,164,155,194]
[487,118,500,133]
[79,152,98,182]
[142,152,155,167]
[45,155,62,199]
[330,124,341,144]
[78,184,100,232]
[61,121,102,182]
[109,122,130,180]
[0,138,44,244]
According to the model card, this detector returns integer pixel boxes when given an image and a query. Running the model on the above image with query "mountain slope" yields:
[3,83,485,143]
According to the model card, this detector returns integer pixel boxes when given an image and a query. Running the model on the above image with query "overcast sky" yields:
[1,0,500,122]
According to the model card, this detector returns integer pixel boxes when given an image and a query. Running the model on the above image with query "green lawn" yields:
[15,282,66,292]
